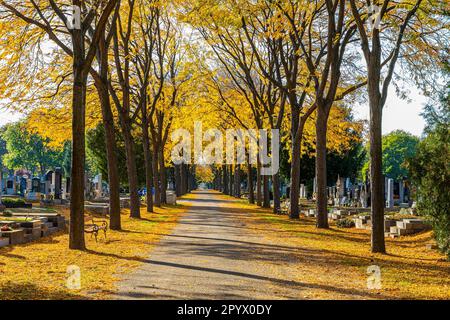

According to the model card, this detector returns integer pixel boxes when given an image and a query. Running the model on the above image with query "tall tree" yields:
[109,0,142,218]
[350,0,425,253]
[0,0,118,249]
[1,122,64,174]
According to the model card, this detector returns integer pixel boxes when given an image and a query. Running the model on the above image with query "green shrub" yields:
[2,210,13,217]
[406,85,450,260]
[336,218,355,228]
[1,198,26,205]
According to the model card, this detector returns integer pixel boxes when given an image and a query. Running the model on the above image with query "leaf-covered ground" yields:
[0,204,185,300]
[221,194,450,300]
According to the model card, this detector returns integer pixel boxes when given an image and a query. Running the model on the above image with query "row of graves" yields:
[0,169,105,248]
[85,173,177,216]
[320,175,413,209]
[1,168,178,232]
[1,169,114,205]
[0,208,66,248]
[303,176,428,238]
[1,168,69,204]
[0,170,111,248]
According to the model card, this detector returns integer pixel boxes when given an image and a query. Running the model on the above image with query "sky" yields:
[353,84,428,137]
[0,83,429,137]
[0,109,22,127]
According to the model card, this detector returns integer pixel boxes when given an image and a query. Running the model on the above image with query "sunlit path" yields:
[113,190,308,299]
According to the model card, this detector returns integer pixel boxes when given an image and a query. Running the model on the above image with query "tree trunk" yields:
[247,155,254,204]
[263,174,270,208]
[216,167,222,191]
[159,149,167,204]
[69,23,86,250]
[256,157,262,206]
[180,163,188,195]
[272,173,281,213]
[122,128,141,218]
[152,145,161,206]
[316,105,329,228]
[188,165,195,191]
[69,68,86,250]
[192,165,197,190]
[175,164,181,196]
[98,91,121,228]
[142,122,154,213]
[223,164,228,195]
[369,84,386,253]
[229,164,233,196]
[234,164,241,198]
[289,132,301,218]
[97,37,121,229]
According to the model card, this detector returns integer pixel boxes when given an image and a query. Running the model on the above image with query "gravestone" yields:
[345,177,351,192]
[6,175,15,195]
[0,237,9,248]
[19,176,27,195]
[306,209,317,217]
[53,168,62,200]
[300,184,306,199]
[94,174,103,199]
[26,177,32,194]
[166,190,177,205]
[44,171,53,198]
[1,229,25,245]
[61,179,67,200]
[386,178,394,209]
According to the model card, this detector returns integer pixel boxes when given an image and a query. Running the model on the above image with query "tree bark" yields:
[142,121,154,213]
[97,36,121,229]
[122,128,141,218]
[229,164,233,196]
[263,174,270,208]
[234,164,241,198]
[256,157,262,206]
[223,164,228,195]
[159,149,167,204]
[188,165,195,191]
[247,155,254,204]
[152,145,161,206]
[175,164,181,196]
[69,52,87,250]
[369,74,386,253]
[289,101,301,218]
[180,164,185,195]
[272,172,281,213]
[316,105,329,228]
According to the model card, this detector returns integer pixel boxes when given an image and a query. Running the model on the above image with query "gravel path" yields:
[112,190,305,299]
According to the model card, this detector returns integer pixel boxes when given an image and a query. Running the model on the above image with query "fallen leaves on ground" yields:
[0,204,185,300]
[220,193,449,300]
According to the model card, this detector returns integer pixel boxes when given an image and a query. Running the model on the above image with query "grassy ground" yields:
[0,204,185,300]
[221,194,450,300]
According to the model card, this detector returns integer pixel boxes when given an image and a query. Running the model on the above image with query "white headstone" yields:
[300,184,306,198]
[387,178,394,209]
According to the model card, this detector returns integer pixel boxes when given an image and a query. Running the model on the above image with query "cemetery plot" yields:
[0,211,66,247]
[351,213,428,238]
